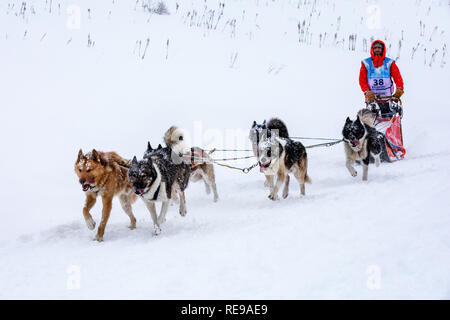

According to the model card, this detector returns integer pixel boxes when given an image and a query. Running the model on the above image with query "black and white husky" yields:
[255,119,311,200]
[128,141,191,235]
[342,109,382,181]
[249,118,291,188]
[249,118,290,157]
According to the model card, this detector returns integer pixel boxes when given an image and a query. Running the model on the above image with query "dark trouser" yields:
[377,102,391,115]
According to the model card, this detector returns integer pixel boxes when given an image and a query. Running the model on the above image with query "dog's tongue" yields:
[353,140,360,146]
[140,189,145,195]
[260,166,264,173]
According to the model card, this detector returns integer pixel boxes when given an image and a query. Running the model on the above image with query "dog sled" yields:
[367,96,405,163]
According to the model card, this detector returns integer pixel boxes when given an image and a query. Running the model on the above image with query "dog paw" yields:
[213,196,219,202]
[128,224,136,230]
[282,191,289,199]
[350,170,357,177]
[85,217,96,230]
[375,158,381,167]
[179,208,187,217]
[94,234,103,242]
[153,225,161,236]
[268,194,278,201]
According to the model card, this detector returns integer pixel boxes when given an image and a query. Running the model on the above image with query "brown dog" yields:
[74,149,137,241]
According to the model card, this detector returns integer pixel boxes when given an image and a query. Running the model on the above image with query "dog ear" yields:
[92,149,99,162]
[77,149,83,162]
[157,144,162,150]
[147,142,153,152]
[274,136,287,147]
[132,156,138,165]
[252,121,256,128]
[95,151,108,166]
[346,117,351,123]
[263,120,266,125]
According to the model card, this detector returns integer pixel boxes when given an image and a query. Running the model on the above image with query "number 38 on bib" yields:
[362,57,394,97]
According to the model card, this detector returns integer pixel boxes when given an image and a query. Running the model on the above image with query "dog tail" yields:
[164,126,189,155]
[164,126,184,147]
[106,152,132,168]
[267,118,289,138]
[357,109,376,127]
[298,155,312,184]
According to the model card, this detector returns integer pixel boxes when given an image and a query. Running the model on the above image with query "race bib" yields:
[368,77,393,96]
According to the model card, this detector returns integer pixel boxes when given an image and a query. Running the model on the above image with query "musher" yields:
[359,40,404,113]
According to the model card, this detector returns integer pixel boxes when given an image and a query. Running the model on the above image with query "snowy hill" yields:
[0,0,449,299]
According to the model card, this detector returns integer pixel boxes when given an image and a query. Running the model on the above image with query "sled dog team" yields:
[76,112,381,241]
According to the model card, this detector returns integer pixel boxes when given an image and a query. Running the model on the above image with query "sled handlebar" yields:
[375,95,402,105]
[365,95,403,118]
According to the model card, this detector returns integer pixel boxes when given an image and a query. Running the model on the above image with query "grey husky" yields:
[128,142,191,235]
[342,109,382,181]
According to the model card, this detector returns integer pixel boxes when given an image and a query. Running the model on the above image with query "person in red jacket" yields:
[359,40,404,113]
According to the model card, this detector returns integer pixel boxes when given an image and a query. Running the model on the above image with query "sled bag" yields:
[374,114,405,162]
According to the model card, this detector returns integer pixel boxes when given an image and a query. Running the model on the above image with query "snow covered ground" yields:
[0,0,449,299]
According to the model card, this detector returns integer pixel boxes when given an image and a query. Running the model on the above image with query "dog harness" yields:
[362,57,394,99]
[151,185,160,201]
[182,147,206,172]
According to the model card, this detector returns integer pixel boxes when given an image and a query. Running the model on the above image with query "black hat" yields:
[373,41,384,49]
